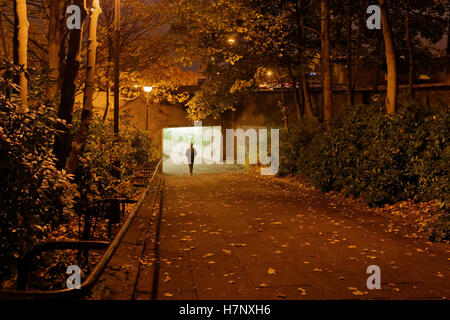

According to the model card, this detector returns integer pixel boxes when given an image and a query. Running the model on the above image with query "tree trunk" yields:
[47,0,63,99]
[352,10,364,95]
[58,29,69,89]
[287,60,303,120]
[113,0,120,136]
[297,1,315,119]
[0,14,8,57]
[54,0,87,170]
[280,82,289,132]
[379,0,397,114]
[291,1,304,119]
[405,1,414,98]
[103,80,110,121]
[14,0,29,111]
[66,0,102,174]
[346,0,354,107]
[447,7,450,58]
[321,0,333,127]
[447,8,450,73]
[13,0,18,67]
[103,35,113,121]
[273,54,289,132]
[302,73,314,119]
[372,32,383,94]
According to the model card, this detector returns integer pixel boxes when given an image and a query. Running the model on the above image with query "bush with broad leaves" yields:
[0,91,76,284]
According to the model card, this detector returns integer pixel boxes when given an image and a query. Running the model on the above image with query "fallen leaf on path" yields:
[164,293,173,297]
[267,267,278,275]
[222,249,232,255]
[202,253,214,258]
[313,268,322,272]
[297,288,307,295]
[230,243,247,247]
[164,275,171,283]
[348,245,357,249]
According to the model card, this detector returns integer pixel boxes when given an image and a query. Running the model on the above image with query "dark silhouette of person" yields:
[185,142,197,176]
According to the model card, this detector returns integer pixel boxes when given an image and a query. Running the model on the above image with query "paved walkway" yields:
[95,170,449,300]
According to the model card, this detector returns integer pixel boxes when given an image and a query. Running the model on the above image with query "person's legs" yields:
[189,164,193,176]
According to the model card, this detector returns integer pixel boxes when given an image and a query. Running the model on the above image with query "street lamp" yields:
[143,86,153,131]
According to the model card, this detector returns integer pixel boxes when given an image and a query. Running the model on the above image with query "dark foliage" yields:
[279,101,449,211]
[0,92,75,283]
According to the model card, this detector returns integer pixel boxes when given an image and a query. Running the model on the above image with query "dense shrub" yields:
[428,214,450,242]
[72,110,160,239]
[0,95,76,282]
[278,119,324,176]
[279,101,449,211]
[0,60,161,283]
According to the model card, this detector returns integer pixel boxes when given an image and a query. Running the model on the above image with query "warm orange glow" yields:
[143,86,153,93]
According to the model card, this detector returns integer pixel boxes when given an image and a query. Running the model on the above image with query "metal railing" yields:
[0,159,163,300]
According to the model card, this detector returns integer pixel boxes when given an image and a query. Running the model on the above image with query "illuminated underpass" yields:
[162,126,241,175]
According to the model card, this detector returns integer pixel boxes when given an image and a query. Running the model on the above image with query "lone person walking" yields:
[185,142,197,176]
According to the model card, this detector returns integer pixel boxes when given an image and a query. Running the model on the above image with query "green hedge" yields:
[279,101,449,211]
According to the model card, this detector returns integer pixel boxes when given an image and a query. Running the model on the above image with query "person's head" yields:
[190,142,193,147]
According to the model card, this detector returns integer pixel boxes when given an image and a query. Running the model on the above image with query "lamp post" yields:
[143,86,153,131]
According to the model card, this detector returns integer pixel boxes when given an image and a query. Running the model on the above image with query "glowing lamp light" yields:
[143,86,153,93]
[227,38,236,44]
[267,70,273,76]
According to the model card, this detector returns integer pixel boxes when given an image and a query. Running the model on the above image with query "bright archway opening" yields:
[163,126,233,174]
